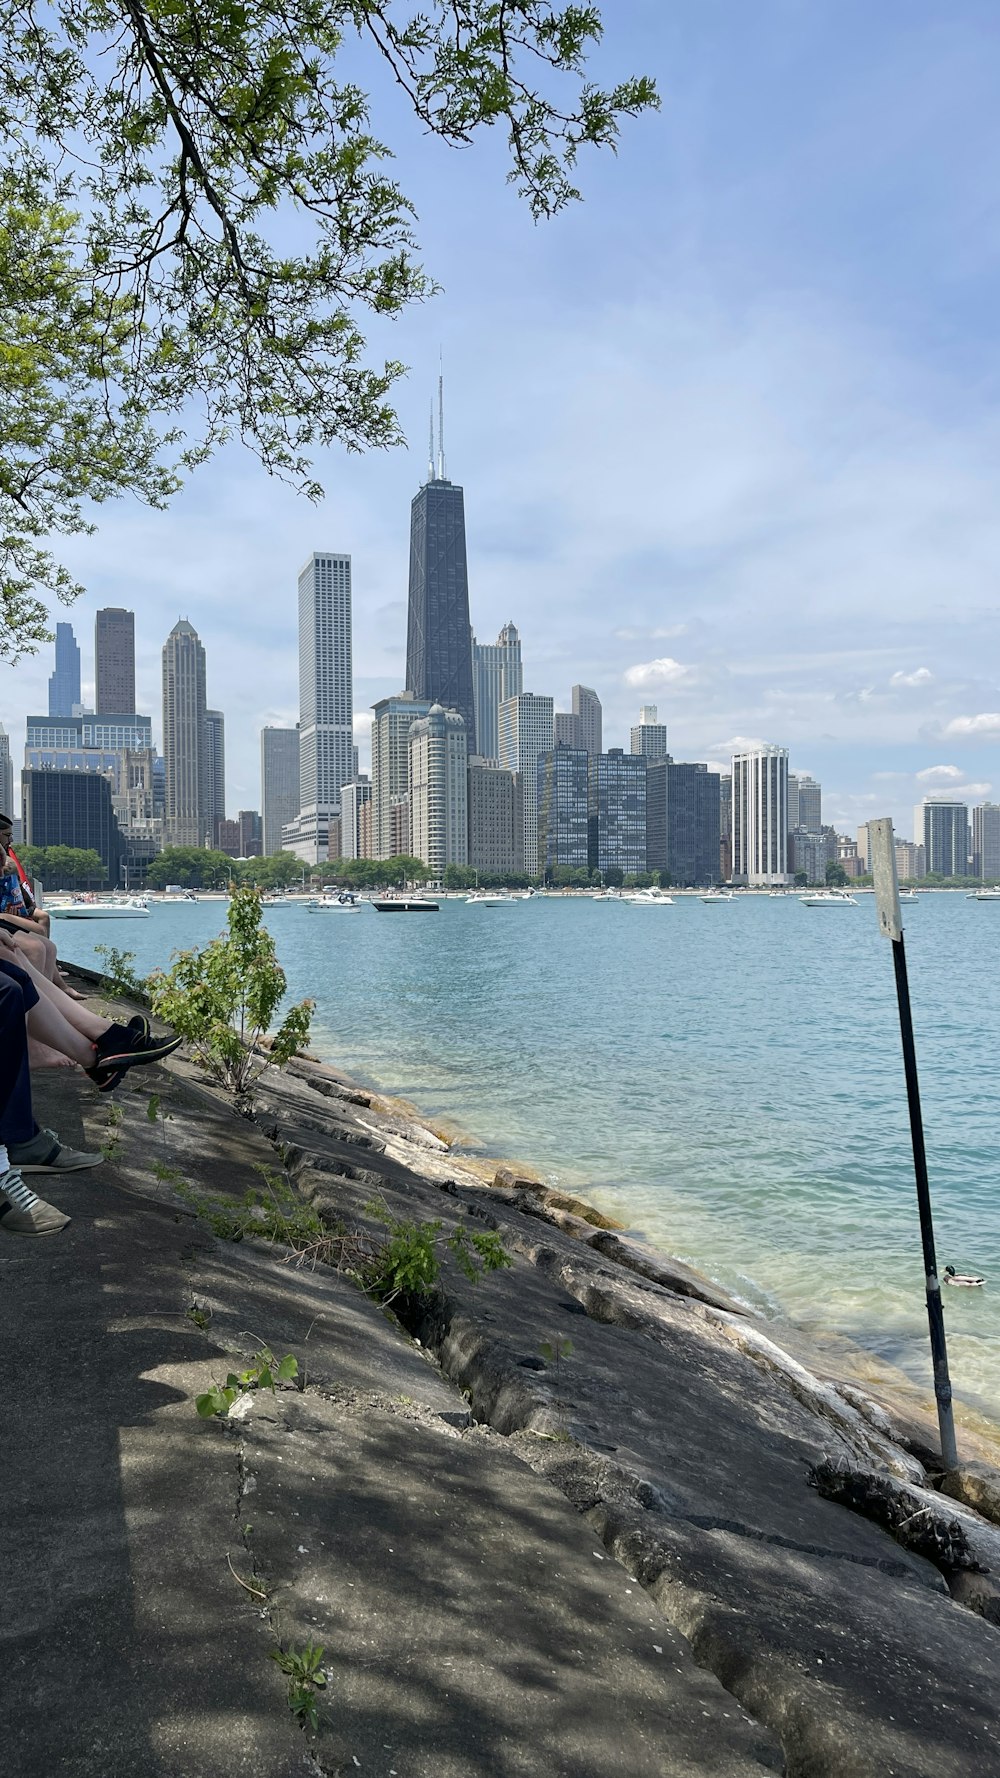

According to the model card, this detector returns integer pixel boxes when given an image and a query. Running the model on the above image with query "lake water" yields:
[56,891,1000,1424]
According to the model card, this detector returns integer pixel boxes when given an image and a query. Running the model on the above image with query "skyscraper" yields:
[916,800,968,877]
[0,721,13,821]
[261,726,301,855]
[162,619,208,847]
[371,692,432,858]
[788,773,821,833]
[571,685,602,756]
[48,622,81,718]
[588,750,647,877]
[498,693,554,877]
[538,748,589,874]
[95,608,136,714]
[468,759,523,876]
[972,804,1000,880]
[204,709,226,847]
[553,712,584,749]
[472,622,522,762]
[340,777,372,861]
[630,704,668,758]
[645,762,720,885]
[405,392,476,747]
[409,705,468,874]
[732,745,789,885]
[23,768,125,884]
[288,551,353,863]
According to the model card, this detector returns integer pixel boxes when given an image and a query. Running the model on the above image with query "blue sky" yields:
[4,0,1000,837]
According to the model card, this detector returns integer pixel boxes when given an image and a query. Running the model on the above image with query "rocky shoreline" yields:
[5,968,1000,1777]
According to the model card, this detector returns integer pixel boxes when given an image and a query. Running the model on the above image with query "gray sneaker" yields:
[7,1126,102,1173]
[0,1171,71,1236]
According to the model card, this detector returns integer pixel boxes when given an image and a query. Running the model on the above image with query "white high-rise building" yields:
[732,745,789,885]
[409,706,468,875]
[498,693,554,877]
[287,552,353,864]
[630,704,669,759]
[371,692,432,858]
[0,721,13,821]
[162,619,208,847]
[261,726,300,855]
[340,776,372,861]
[472,622,522,763]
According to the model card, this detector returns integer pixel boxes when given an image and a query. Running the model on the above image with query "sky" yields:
[4,0,1000,838]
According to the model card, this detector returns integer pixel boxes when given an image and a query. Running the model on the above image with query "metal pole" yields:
[869,818,958,1470]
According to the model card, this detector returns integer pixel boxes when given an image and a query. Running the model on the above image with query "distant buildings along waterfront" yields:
[23,767,125,884]
[972,803,1000,880]
[472,623,522,762]
[572,685,602,756]
[162,619,208,847]
[499,693,554,877]
[916,799,968,878]
[48,622,81,718]
[589,749,647,877]
[732,745,789,886]
[95,608,136,715]
[285,551,353,864]
[261,726,301,856]
[405,401,476,748]
[409,705,469,874]
[646,760,720,886]
[538,747,590,874]
[204,709,226,848]
[341,776,372,861]
[371,692,432,859]
[468,758,523,876]
[630,704,668,759]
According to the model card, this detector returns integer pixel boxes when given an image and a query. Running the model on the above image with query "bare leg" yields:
[8,930,55,977]
[25,999,95,1069]
[22,967,110,1042]
[28,1039,79,1069]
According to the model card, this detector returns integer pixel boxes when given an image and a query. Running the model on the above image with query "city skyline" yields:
[2,7,998,835]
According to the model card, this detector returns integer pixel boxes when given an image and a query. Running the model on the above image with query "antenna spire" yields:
[428,401,435,483]
[437,351,446,481]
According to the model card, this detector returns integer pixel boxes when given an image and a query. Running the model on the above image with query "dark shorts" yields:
[0,957,40,1011]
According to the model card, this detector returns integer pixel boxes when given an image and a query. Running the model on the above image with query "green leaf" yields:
[277,1354,299,1380]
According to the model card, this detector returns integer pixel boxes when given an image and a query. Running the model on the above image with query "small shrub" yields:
[94,944,146,1001]
[147,887,313,1100]
[363,1201,512,1305]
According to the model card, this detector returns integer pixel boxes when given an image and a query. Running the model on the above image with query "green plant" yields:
[93,944,146,1001]
[152,1160,184,1184]
[195,1346,299,1417]
[270,1644,327,1732]
[100,1099,125,1161]
[539,1334,573,1381]
[147,887,313,1100]
[186,1302,211,1330]
[362,1201,512,1305]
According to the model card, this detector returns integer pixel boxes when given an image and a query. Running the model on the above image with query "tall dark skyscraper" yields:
[95,607,136,714]
[48,622,81,717]
[405,383,476,749]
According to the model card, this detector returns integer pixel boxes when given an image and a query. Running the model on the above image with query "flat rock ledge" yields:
[5,999,1000,1778]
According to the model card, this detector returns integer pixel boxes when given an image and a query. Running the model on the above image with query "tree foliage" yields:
[0,2,657,658]
[17,843,107,888]
[145,845,233,888]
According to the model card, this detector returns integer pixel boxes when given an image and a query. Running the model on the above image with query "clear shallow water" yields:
[57,892,1000,1421]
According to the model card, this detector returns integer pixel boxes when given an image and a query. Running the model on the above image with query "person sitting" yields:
[0,936,183,1091]
[0,814,69,987]
[0,973,74,1235]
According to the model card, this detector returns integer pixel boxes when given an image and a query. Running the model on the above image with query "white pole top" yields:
[870,816,903,941]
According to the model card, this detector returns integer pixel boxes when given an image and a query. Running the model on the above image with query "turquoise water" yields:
[57,892,1000,1422]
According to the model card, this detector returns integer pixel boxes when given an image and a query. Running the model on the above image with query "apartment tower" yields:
[732,745,789,885]
[291,551,353,863]
[261,726,301,854]
[408,705,469,875]
[161,619,208,846]
[498,693,554,877]
[472,622,522,761]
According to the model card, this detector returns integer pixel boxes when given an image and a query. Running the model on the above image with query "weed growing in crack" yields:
[270,1644,327,1731]
[539,1335,573,1403]
[186,1301,212,1331]
[195,1346,299,1418]
[100,1101,125,1162]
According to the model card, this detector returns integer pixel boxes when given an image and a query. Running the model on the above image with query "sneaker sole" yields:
[0,1212,71,1235]
[16,1157,102,1173]
[94,1035,182,1071]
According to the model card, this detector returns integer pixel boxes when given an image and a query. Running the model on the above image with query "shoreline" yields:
[283,1029,1000,1467]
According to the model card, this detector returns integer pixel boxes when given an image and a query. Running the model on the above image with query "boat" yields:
[260,894,294,907]
[623,887,674,905]
[371,895,439,914]
[592,889,623,901]
[465,891,514,907]
[898,890,920,904]
[308,891,363,912]
[50,896,151,920]
[799,890,859,907]
[700,890,734,903]
[967,888,1000,901]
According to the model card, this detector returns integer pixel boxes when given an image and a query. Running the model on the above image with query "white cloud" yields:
[890,668,934,687]
[623,656,690,689]
[916,763,963,782]
[944,713,1000,737]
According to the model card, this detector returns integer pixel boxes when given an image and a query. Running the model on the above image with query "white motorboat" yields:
[50,896,150,920]
[799,890,859,907]
[308,891,363,912]
[371,895,439,913]
[968,887,1000,901]
[898,890,920,903]
[466,891,514,907]
[623,887,674,905]
[700,890,734,903]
